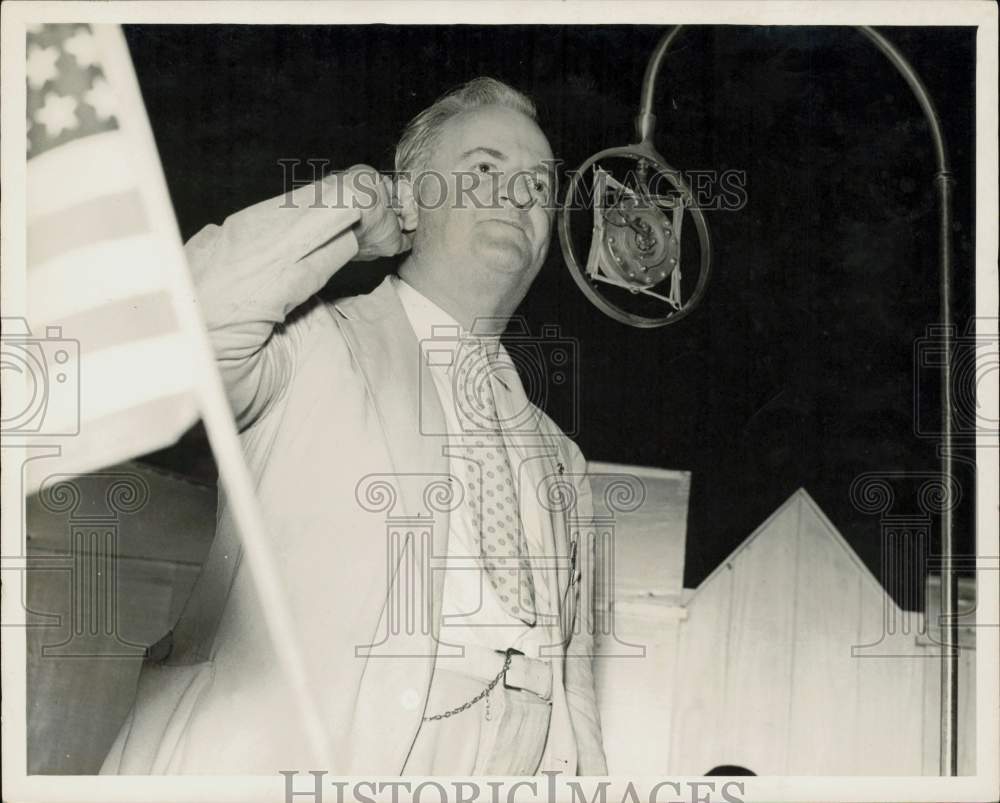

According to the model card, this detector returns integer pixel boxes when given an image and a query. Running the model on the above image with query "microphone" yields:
[557,31,712,329]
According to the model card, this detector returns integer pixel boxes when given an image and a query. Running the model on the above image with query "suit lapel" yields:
[333,280,578,642]
[332,276,451,637]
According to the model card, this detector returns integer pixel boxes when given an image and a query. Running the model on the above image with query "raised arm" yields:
[185,167,412,428]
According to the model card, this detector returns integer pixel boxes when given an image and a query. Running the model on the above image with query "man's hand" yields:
[343,165,414,261]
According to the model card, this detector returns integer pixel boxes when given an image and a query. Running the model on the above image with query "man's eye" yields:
[531,178,553,200]
[475,162,495,174]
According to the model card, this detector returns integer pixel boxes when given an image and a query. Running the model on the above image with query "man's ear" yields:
[395,174,419,232]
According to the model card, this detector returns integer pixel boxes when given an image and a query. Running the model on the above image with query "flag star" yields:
[26,45,60,90]
[35,92,79,138]
[84,78,116,120]
[63,30,99,69]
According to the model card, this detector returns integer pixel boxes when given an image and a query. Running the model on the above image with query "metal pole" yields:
[934,169,959,776]
[854,24,957,774]
[637,24,958,774]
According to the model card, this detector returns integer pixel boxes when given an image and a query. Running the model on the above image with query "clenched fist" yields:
[343,164,415,261]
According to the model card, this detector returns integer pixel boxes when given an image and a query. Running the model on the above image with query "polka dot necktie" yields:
[454,337,537,626]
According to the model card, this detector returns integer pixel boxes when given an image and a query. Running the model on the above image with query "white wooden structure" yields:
[592,485,977,776]
[588,462,691,775]
[25,464,975,775]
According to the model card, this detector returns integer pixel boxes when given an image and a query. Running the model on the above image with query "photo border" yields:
[2,2,997,801]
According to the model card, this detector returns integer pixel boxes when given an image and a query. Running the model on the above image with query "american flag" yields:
[14,25,335,762]
[18,23,199,492]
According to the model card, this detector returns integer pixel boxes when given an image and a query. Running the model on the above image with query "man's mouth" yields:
[484,218,527,236]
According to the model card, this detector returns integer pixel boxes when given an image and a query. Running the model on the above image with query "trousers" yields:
[402,667,552,775]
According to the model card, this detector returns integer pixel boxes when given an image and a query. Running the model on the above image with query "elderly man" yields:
[102,77,606,776]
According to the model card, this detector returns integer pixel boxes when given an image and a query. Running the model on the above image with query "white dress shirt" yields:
[395,276,555,657]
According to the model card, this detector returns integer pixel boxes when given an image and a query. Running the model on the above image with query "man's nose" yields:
[499,174,536,210]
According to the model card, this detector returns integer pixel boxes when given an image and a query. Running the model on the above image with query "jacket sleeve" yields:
[185,176,360,429]
[563,439,609,775]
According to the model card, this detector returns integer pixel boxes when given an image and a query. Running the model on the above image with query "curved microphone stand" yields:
[633,24,958,775]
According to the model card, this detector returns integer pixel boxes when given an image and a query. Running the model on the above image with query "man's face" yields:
[411,104,556,287]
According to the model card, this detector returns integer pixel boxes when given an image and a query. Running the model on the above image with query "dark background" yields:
[124,24,978,607]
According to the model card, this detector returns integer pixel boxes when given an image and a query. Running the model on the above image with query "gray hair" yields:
[394,77,538,174]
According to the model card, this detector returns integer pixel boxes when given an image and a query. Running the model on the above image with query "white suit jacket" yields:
[101,177,607,776]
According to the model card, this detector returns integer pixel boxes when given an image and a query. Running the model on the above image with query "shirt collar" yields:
[394,275,512,391]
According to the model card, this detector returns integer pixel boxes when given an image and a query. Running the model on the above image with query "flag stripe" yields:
[41,332,197,433]
[28,392,199,493]
[29,234,175,325]
[28,189,149,268]
[27,130,136,220]
[22,23,199,497]
[48,291,180,356]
